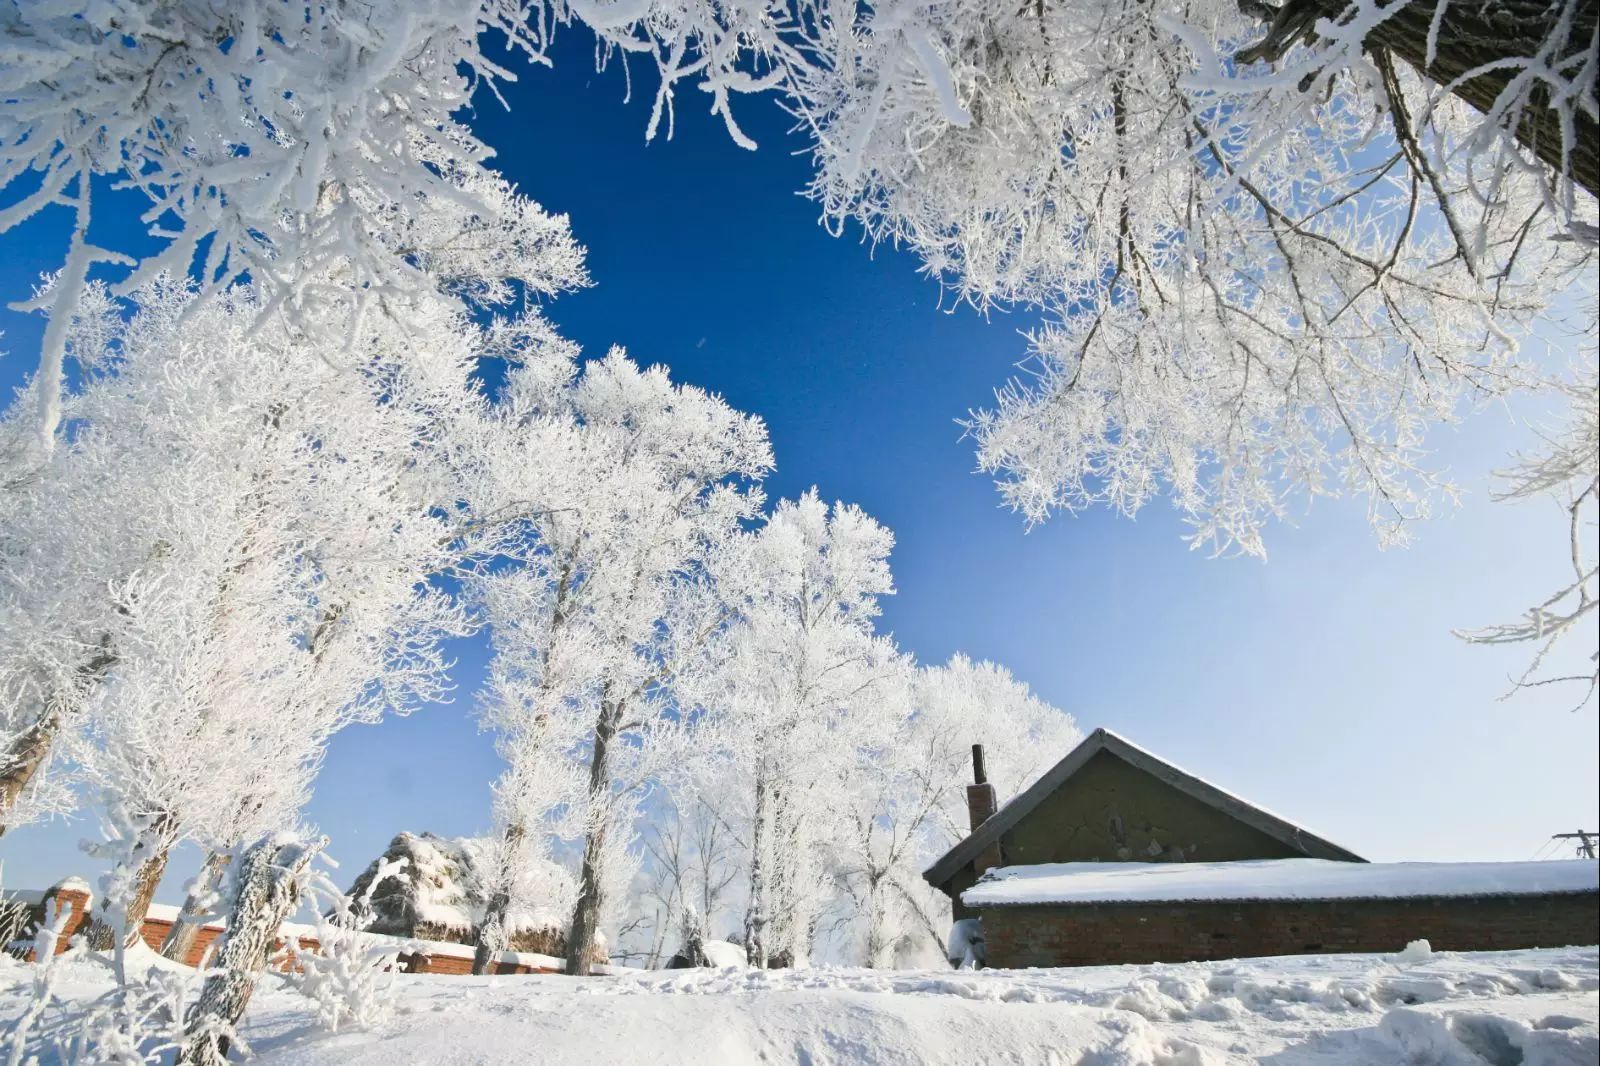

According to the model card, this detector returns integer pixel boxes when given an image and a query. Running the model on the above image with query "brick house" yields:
[926,729,1600,968]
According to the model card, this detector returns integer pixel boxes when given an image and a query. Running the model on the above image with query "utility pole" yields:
[1551,831,1598,859]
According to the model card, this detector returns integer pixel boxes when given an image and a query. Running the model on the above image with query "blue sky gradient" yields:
[2,35,1596,895]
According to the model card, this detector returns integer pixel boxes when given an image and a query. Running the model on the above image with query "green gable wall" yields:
[945,750,1306,920]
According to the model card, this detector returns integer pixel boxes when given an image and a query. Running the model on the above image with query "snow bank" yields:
[1381,998,1597,1066]
[963,858,1600,907]
[5,944,1597,1064]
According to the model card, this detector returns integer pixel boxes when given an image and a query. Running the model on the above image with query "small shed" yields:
[925,729,1600,968]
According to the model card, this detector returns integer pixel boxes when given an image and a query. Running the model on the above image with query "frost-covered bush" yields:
[40,970,203,1066]
[0,865,30,956]
[290,856,415,1034]
[1,900,217,1066]
[2,898,78,1063]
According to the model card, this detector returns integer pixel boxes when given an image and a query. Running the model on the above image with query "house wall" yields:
[947,751,1307,919]
[979,892,1600,968]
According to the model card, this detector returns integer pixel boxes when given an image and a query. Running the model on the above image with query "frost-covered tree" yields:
[828,655,1080,967]
[8,0,1594,593]
[791,0,1595,558]
[470,348,771,975]
[912,655,1084,847]
[6,0,1596,546]
[698,492,902,968]
[1456,366,1600,705]
[0,0,588,449]
[623,793,744,968]
[180,833,325,1065]
[0,281,504,944]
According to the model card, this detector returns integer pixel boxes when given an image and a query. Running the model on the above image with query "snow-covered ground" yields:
[4,943,1596,1064]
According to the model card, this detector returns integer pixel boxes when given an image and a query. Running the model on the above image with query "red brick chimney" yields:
[966,744,1005,876]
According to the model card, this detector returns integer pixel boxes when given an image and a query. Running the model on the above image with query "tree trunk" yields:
[161,849,231,965]
[743,763,771,969]
[1243,0,1599,197]
[677,905,710,968]
[0,647,116,834]
[86,820,176,952]
[564,708,617,977]
[0,708,62,836]
[865,874,889,969]
[180,835,322,1065]
[470,821,526,976]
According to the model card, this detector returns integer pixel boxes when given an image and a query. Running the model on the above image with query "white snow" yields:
[131,903,320,941]
[699,939,749,969]
[4,945,1595,1064]
[963,858,1600,907]
[945,918,985,968]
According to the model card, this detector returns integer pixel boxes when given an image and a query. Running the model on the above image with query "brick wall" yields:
[20,883,321,971]
[980,892,1600,969]
[15,880,559,976]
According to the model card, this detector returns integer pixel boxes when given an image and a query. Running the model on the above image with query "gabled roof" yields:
[923,728,1365,890]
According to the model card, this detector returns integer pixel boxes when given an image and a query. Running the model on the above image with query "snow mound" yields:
[700,940,748,969]
[1381,999,1599,1066]
[945,918,985,968]
[1394,939,1436,965]
[4,944,1595,1064]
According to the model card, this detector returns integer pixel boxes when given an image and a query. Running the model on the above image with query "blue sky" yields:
[2,34,1596,896]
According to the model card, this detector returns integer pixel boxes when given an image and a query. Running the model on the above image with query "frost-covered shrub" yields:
[2,898,79,1063]
[43,970,203,1066]
[289,856,415,1034]
[0,864,31,957]
[1,901,218,1066]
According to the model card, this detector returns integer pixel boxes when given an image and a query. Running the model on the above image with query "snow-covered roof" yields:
[1,888,47,906]
[924,728,1364,890]
[138,902,320,939]
[961,857,1600,907]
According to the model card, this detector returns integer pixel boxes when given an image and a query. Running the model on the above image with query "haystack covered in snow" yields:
[346,832,591,959]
